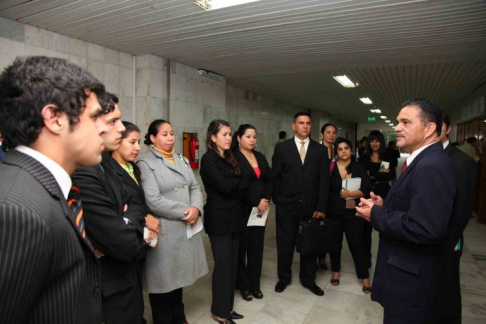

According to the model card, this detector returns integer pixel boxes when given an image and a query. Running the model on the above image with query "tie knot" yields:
[301,141,305,145]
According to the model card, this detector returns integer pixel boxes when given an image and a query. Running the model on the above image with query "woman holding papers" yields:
[318,123,337,270]
[328,138,372,293]
[231,124,274,301]
[358,130,394,270]
[358,130,394,198]
[138,119,208,324]
[201,120,248,324]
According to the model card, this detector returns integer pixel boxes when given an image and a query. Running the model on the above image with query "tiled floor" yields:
[143,208,486,324]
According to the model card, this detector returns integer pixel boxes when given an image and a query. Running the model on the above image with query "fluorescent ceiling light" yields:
[370,109,381,114]
[333,75,356,88]
[360,97,372,104]
[385,120,390,123]
[380,116,387,119]
[194,0,261,10]
[389,123,394,126]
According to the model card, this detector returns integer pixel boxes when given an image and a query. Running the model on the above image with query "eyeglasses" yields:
[337,146,350,151]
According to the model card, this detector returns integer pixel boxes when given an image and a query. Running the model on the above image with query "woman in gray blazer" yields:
[138,119,208,324]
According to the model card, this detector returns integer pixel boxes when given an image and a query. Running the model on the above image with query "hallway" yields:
[143,209,486,324]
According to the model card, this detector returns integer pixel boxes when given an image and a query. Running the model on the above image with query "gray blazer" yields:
[137,148,208,293]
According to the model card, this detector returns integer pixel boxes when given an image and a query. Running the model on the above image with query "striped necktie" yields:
[300,141,306,164]
[68,185,92,248]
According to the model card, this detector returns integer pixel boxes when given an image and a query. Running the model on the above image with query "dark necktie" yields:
[401,161,408,173]
[68,185,92,248]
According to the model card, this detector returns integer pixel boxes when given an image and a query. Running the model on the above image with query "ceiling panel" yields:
[1,0,485,126]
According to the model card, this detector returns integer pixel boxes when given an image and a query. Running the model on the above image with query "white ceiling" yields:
[1,0,486,128]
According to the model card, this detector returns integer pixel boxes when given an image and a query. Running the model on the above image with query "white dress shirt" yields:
[294,136,310,154]
[405,141,438,168]
[16,145,72,199]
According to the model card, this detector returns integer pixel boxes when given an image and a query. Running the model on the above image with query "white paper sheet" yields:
[247,207,269,227]
[187,219,203,239]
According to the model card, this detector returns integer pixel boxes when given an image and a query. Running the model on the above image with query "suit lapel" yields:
[385,142,441,204]
[5,150,95,252]
[235,150,256,178]
[288,137,304,165]
[303,141,317,166]
[108,157,145,198]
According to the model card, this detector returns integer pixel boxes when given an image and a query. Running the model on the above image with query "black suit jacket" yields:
[0,150,101,324]
[72,153,148,300]
[234,150,274,218]
[107,157,149,234]
[370,142,457,322]
[328,161,371,216]
[200,150,248,236]
[445,143,477,257]
[272,138,329,216]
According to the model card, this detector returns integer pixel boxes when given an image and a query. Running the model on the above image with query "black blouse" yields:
[327,161,371,216]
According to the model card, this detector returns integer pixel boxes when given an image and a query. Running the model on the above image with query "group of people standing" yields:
[0,55,478,324]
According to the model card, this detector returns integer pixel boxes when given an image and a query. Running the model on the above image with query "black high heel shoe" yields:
[240,290,253,301]
[252,289,264,299]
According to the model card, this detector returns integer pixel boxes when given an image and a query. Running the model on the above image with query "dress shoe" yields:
[240,290,253,301]
[230,311,244,320]
[303,283,324,296]
[252,289,264,299]
[212,316,236,324]
[274,281,288,293]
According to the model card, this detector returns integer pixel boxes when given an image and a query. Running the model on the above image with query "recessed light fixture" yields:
[369,109,382,114]
[389,123,394,126]
[333,75,357,88]
[385,120,390,123]
[380,116,387,119]
[194,0,261,10]
[360,97,373,104]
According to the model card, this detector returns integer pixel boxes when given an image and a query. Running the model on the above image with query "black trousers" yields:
[364,221,373,267]
[330,210,369,279]
[276,204,317,287]
[449,250,462,324]
[236,224,266,291]
[102,281,144,324]
[149,288,186,324]
[209,232,240,319]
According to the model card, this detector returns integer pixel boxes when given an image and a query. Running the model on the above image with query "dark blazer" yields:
[328,161,371,216]
[358,151,395,183]
[370,142,457,322]
[445,143,477,256]
[234,149,274,217]
[72,153,148,302]
[272,138,329,216]
[200,150,248,236]
[107,156,149,234]
[0,150,101,324]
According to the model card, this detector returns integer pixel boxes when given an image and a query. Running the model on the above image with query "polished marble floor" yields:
[143,208,486,324]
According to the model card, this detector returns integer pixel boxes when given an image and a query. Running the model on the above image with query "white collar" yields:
[442,140,449,149]
[16,145,72,199]
[406,141,438,167]
[294,136,309,145]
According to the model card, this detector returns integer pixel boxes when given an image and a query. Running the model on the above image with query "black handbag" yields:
[296,218,341,256]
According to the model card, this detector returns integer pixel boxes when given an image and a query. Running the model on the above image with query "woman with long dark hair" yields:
[318,123,337,270]
[231,124,273,301]
[328,138,372,293]
[358,130,395,268]
[201,120,247,324]
[137,119,208,324]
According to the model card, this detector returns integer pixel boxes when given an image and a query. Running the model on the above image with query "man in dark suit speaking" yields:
[272,112,329,296]
[356,99,457,323]
[0,56,106,323]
